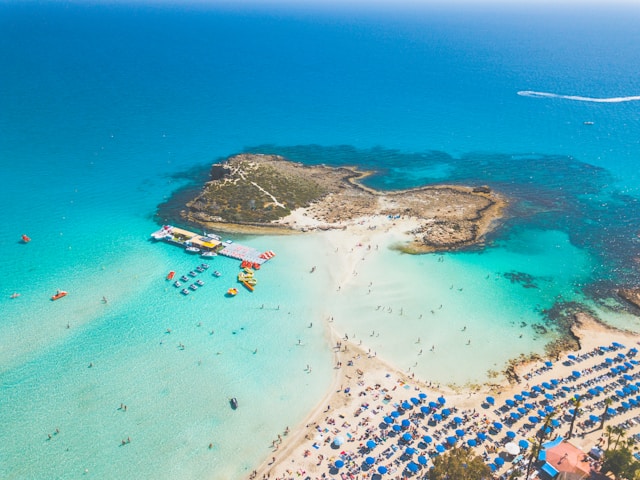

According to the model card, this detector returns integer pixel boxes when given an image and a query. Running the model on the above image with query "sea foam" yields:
[517,90,640,103]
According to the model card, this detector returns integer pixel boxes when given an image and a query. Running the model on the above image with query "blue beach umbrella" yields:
[606,357,614,364]
[418,455,427,465]
[365,456,375,465]
[433,413,443,422]
[335,459,344,468]
[545,361,553,367]
[493,421,503,430]
[438,396,446,405]
[495,457,505,466]
[436,444,446,453]
[568,354,577,361]
[455,429,465,437]
[524,402,534,409]
[393,424,402,432]
[477,432,487,441]
[420,406,430,415]
[402,432,412,442]
[514,394,524,402]
[442,408,451,416]
[401,419,411,428]
[521,390,531,397]
[378,465,388,474]
[572,370,581,378]
[518,439,530,449]
[616,389,625,397]
[489,463,496,472]
[528,416,540,424]
[542,382,553,390]
[486,396,495,405]
[551,379,559,385]
[545,405,555,413]
[419,393,428,399]
[607,407,617,416]
[447,436,457,445]
[402,401,412,410]
[411,397,420,405]
[518,407,528,414]
[562,386,572,392]
[596,385,605,392]
[544,393,554,400]
[383,415,393,424]
[467,438,477,447]
[622,401,631,410]
[588,388,599,396]
[367,439,377,449]
[551,419,561,427]
[618,353,627,359]
[391,410,400,418]
[405,447,416,455]
[537,409,546,417]
[624,374,634,381]
[422,435,433,444]
[589,414,599,422]
[532,385,543,393]
[510,412,520,420]
[506,431,516,439]
[406,462,419,473]
[429,401,438,409]
[631,398,639,406]
[506,399,516,407]
[454,416,463,424]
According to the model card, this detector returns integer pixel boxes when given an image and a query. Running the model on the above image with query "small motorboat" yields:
[226,288,238,297]
[185,246,201,254]
[51,290,68,301]
[180,275,189,282]
[583,121,595,125]
[200,263,210,269]
[188,271,197,277]
[196,266,204,273]
[167,271,176,280]
[196,279,205,286]
[181,288,190,295]
[213,271,221,277]
[189,284,198,291]
[201,251,217,258]
[21,234,31,243]
[10,292,20,299]
[173,281,182,288]
[230,397,238,410]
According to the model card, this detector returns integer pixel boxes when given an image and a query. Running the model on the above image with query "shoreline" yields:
[251,312,640,480]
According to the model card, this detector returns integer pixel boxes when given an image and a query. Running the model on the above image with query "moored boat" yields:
[185,246,201,254]
[173,281,182,288]
[181,288,190,295]
[196,279,205,286]
[230,397,238,410]
[201,251,217,258]
[21,234,31,243]
[200,263,210,269]
[213,271,221,277]
[51,290,68,301]
[167,271,176,280]
[226,288,238,297]
[189,284,198,291]
[180,275,189,282]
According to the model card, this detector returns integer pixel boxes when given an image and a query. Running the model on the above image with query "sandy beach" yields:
[247,209,640,480]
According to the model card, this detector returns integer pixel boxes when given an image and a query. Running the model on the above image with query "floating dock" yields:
[151,225,275,264]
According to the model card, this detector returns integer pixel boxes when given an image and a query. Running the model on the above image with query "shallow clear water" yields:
[2,2,640,478]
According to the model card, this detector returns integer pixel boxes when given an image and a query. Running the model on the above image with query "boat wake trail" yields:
[517,90,640,103]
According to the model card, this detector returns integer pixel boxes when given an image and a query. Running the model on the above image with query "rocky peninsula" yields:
[181,153,507,252]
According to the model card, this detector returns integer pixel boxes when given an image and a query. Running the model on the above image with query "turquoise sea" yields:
[2,2,640,478]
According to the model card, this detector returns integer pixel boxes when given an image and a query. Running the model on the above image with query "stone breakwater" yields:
[181,153,508,252]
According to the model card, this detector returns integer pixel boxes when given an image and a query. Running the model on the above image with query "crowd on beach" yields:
[254,336,640,480]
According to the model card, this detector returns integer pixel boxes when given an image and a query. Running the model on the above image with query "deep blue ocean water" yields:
[2,2,640,478]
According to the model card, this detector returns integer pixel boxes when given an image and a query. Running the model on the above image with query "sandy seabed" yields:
[245,210,640,480]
